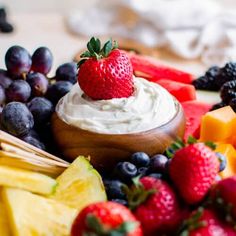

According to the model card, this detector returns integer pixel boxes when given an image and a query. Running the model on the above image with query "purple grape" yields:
[5,46,32,76]
[46,81,73,105]
[0,69,12,88]
[6,80,31,103]
[28,97,54,125]
[26,72,48,96]
[55,62,77,84]
[0,85,6,106]
[31,47,53,75]
[1,102,34,136]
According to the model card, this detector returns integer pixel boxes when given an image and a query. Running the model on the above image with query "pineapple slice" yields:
[3,187,77,236]
[0,165,57,195]
[52,156,106,211]
[0,188,11,236]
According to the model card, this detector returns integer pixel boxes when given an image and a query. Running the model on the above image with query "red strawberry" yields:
[169,143,220,204]
[78,37,134,100]
[211,176,236,224]
[71,201,143,236]
[124,176,182,235]
[180,208,232,236]
[127,52,194,84]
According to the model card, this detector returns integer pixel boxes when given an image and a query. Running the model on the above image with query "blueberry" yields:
[28,97,54,126]
[103,179,126,200]
[1,102,34,136]
[137,167,148,177]
[55,62,77,84]
[111,199,128,207]
[113,162,137,183]
[148,173,163,179]
[131,152,150,167]
[46,81,73,105]
[149,154,168,173]
[21,133,45,150]
[216,152,227,172]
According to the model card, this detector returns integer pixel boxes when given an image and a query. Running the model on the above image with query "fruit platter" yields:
[1,36,236,236]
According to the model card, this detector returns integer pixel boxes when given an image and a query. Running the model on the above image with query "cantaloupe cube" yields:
[200,106,236,142]
[215,143,236,178]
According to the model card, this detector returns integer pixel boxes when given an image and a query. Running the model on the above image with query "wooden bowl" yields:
[51,101,185,170]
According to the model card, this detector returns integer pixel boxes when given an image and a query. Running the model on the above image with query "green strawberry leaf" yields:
[187,136,198,144]
[80,51,92,58]
[87,37,101,54]
[112,40,118,50]
[110,222,138,236]
[204,141,216,150]
[84,214,138,236]
[77,59,87,68]
[102,38,113,57]
[122,176,156,211]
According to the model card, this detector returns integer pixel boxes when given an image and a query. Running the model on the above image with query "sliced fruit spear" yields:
[2,187,77,236]
[156,79,196,102]
[0,165,57,195]
[0,188,11,236]
[51,156,107,211]
[127,52,195,84]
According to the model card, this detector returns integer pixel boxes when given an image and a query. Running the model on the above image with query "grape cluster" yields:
[0,45,77,151]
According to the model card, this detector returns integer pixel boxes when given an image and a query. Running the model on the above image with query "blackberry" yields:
[229,98,236,112]
[220,80,236,103]
[192,66,220,91]
[210,101,227,111]
[215,62,236,88]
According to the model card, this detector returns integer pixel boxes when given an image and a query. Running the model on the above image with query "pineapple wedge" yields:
[0,188,11,236]
[52,156,106,211]
[0,165,57,195]
[2,187,77,236]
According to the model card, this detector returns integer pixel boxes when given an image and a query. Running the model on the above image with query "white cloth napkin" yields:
[67,0,236,65]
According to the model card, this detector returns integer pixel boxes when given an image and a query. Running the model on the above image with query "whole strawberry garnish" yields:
[78,37,134,100]
[210,176,236,226]
[70,201,143,236]
[180,208,230,236]
[169,142,220,205]
[124,176,182,235]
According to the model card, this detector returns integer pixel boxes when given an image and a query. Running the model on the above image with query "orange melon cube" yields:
[215,143,236,178]
[200,106,236,142]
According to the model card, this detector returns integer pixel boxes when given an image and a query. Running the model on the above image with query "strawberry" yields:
[127,52,194,84]
[210,176,236,225]
[124,176,182,235]
[180,208,232,236]
[78,37,134,100]
[71,201,143,236]
[169,142,220,205]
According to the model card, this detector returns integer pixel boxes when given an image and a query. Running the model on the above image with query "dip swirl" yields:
[56,77,177,134]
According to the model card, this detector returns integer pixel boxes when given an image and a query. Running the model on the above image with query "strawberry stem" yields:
[122,176,156,211]
[78,37,118,67]
[83,214,138,236]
